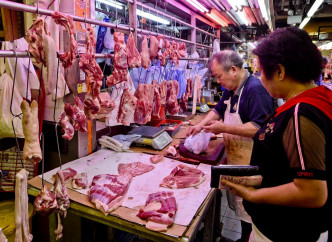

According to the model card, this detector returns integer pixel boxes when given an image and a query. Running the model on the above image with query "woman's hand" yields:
[186,125,203,137]
[221,179,256,202]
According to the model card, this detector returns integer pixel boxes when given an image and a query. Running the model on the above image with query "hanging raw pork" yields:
[21,100,42,164]
[117,88,138,126]
[165,80,180,115]
[137,191,177,232]
[157,35,164,59]
[126,33,141,68]
[149,35,159,61]
[34,185,58,215]
[52,11,78,69]
[141,35,150,69]
[134,84,154,124]
[152,80,162,118]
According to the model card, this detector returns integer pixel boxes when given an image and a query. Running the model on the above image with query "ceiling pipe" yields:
[218,0,232,11]
[226,11,242,26]
[206,0,222,11]
[212,0,226,11]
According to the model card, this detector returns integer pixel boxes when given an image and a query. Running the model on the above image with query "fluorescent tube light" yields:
[206,12,228,27]
[236,10,249,25]
[186,0,208,12]
[97,0,123,9]
[299,17,310,29]
[307,0,324,17]
[137,9,170,25]
[257,0,268,20]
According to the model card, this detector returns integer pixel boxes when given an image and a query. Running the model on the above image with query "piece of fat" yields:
[145,221,168,232]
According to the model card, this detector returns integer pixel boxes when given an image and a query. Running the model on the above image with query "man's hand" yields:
[221,179,256,202]
[202,120,226,134]
[186,125,203,137]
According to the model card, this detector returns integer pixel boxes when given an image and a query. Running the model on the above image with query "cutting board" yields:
[179,139,225,165]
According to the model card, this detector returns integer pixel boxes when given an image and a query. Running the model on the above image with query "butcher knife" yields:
[142,151,200,164]
[210,165,261,188]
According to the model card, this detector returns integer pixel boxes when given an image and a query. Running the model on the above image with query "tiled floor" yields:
[220,190,242,241]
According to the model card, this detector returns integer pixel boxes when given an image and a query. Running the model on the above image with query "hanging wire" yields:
[9,49,21,117]
[41,132,45,186]
[53,58,61,122]
[25,51,31,101]
[55,122,62,169]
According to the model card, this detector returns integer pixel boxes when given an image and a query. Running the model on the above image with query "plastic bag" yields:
[184,130,212,154]
[213,39,220,55]
[0,73,24,138]
[111,134,141,149]
[96,15,109,53]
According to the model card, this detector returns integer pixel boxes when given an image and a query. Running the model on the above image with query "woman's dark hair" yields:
[252,27,323,83]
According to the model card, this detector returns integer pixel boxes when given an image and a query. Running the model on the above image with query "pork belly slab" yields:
[137,191,177,232]
[118,162,155,177]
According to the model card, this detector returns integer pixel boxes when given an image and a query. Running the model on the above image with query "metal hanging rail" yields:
[0,50,209,61]
[134,1,218,39]
[137,29,213,50]
[0,0,134,32]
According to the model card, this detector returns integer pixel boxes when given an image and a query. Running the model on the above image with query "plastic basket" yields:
[0,147,37,192]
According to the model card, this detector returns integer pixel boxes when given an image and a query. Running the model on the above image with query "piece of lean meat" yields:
[137,191,177,232]
[113,32,128,69]
[72,172,88,189]
[134,84,154,124]
[166,80,180,115]
[106,68,128,87]
[126,33,141,68]
[89,174,132,215]
[141,35,150,69]
[52,11,78,69]
[21,100,42,164]
[59,111,75,140]
[118,162,155,177]
[160,164,206,189]
[34,185,58,215]
[159,80,167,105]
[157,35,164,60]
[117,88,138,126]
[149,36,159,61]
[150,154,165,164]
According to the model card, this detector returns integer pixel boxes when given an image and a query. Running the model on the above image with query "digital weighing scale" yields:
[128,126,172,150]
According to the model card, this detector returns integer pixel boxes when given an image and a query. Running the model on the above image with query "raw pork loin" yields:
[118,162,154,177]
[126,33,141,68]
[117,88,138,126]
[52,12,78,69]
[21,100,42,164]
[89,174,132,215]
[160,164,206,189]
[150,154,164,164]
[137,191,177,232]
[134,84,154,124]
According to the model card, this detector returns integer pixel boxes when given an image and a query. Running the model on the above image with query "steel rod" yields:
[0,0,134,32]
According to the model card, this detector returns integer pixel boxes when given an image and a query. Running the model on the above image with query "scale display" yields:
[128,126,173,150]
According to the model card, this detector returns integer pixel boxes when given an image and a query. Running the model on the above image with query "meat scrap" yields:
[34,185,58,215]
[15,169,33,242]
[150,154,165,164]
[26,17,57,95]
[118,162,154,177]
[89,174,132,215]
[59,111,75,140]
[72,172,88,190]
[21,100,42,164]
[126,33,141,68]
[160,164,206,189]
[137,191,177,232]
[134,84,154,124]
[52,11,78,69]
[58,167,77,181]
[117,88,138,126]
[53,170,70,240]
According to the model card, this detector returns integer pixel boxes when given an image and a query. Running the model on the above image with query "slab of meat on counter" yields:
[117,88,138,126]
[137,191,177,232]
[21,100,42,164]
[134,84,154,124]
[160,164,206,189]
[118,162,154,177]
[150,154,165,164]
[126,33,141,68]
[72,172,88,189]
[89,174,132,215]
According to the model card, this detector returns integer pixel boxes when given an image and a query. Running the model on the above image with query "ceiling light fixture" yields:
[257,0,268,20]
[299,0,324,29]
[137,9,170,25]
[205,11,228,27]
[186,0,208,13]
[97,0,123,9]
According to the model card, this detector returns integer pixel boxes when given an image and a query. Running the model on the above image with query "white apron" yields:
[223,84,253,223]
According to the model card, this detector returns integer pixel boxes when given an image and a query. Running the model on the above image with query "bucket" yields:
[0,200,33,241]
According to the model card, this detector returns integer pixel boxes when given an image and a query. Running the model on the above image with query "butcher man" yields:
[187,50,274,241]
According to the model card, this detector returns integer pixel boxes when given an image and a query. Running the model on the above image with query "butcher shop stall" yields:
[0,0,276,241]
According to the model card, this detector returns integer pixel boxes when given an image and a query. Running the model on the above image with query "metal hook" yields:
[55,122,62,169]
[26,51,31,102]
[36,0,40,16]
[9,49,22,117]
